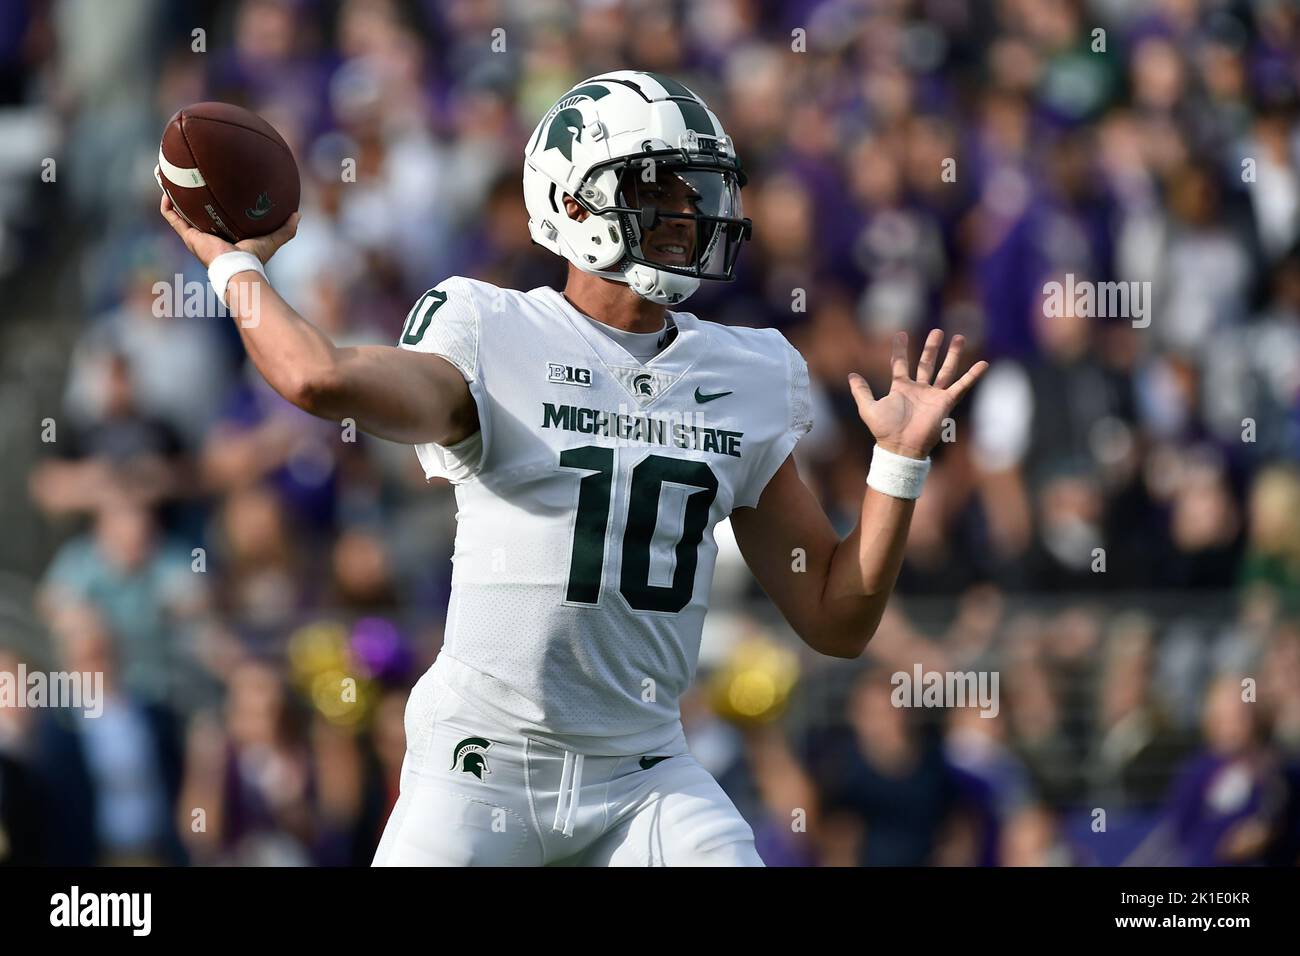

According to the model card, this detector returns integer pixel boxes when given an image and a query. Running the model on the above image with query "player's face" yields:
[634,172,699,268]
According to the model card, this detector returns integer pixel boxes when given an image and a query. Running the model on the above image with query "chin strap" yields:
[624,262,700,305]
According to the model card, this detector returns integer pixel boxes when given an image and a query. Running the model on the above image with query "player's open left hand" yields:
[158,180,299,269]
[849,329,988,460]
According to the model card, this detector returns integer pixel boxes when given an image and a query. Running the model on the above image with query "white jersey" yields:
[398,278,812,755]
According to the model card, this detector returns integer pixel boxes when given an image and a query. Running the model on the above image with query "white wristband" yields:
[866,444,931,499]
[208,251,266,305]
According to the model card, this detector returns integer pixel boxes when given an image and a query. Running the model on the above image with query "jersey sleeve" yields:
[396,277,491,483]
[734,335,814,509]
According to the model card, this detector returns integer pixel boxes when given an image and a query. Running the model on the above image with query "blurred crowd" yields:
[1,0,1299,866]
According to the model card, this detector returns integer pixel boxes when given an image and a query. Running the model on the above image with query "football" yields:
[156,101,299,241]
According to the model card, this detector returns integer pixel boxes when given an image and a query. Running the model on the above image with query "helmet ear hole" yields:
[562,195,588,222]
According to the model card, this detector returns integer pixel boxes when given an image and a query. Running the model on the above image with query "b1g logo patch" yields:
[548,363,592,387]
[450,737,493,779]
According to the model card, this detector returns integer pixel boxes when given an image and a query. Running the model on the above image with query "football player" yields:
[159,71,987,866]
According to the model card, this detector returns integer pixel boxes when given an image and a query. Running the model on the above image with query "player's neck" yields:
[562,267,666,334]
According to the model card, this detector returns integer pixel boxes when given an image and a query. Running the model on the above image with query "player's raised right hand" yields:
[158,187,299,268]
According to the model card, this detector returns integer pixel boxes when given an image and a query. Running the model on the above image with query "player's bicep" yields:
[395,279,496,481]
[329,345,478,446]
[731,455,840,631]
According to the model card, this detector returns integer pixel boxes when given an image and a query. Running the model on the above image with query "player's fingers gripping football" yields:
[235,211,300,265]
[159,190,235,266]
[158,190,201,245]
[158,183,298,268]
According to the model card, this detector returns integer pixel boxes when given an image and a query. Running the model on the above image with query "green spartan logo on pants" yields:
[451,737,493,779]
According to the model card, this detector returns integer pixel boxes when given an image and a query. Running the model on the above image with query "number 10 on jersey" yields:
[559,445,718,614]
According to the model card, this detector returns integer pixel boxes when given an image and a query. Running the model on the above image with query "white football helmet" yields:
[523,71,752,305]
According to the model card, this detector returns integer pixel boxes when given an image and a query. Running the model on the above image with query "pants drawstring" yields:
[551,750,584,837]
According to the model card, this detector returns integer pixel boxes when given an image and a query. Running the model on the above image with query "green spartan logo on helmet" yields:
[541,83,611,161]
[451,737,493,779]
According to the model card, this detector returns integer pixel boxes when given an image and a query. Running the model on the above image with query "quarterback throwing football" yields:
[160,72,987,866]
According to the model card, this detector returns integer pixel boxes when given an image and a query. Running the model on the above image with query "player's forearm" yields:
[812,488,915,657]
[224,271,343,411]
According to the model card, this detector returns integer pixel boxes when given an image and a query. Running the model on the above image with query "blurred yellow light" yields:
[729,670,778,717]
[311,668,369,725]
[708,637,800,724]
[287,622,350,687]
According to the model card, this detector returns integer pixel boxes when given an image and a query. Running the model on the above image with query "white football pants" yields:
[372,661,763,866]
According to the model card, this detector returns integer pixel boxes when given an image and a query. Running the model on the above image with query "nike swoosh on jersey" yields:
[694,388,733,403]
[638,755,672,770]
